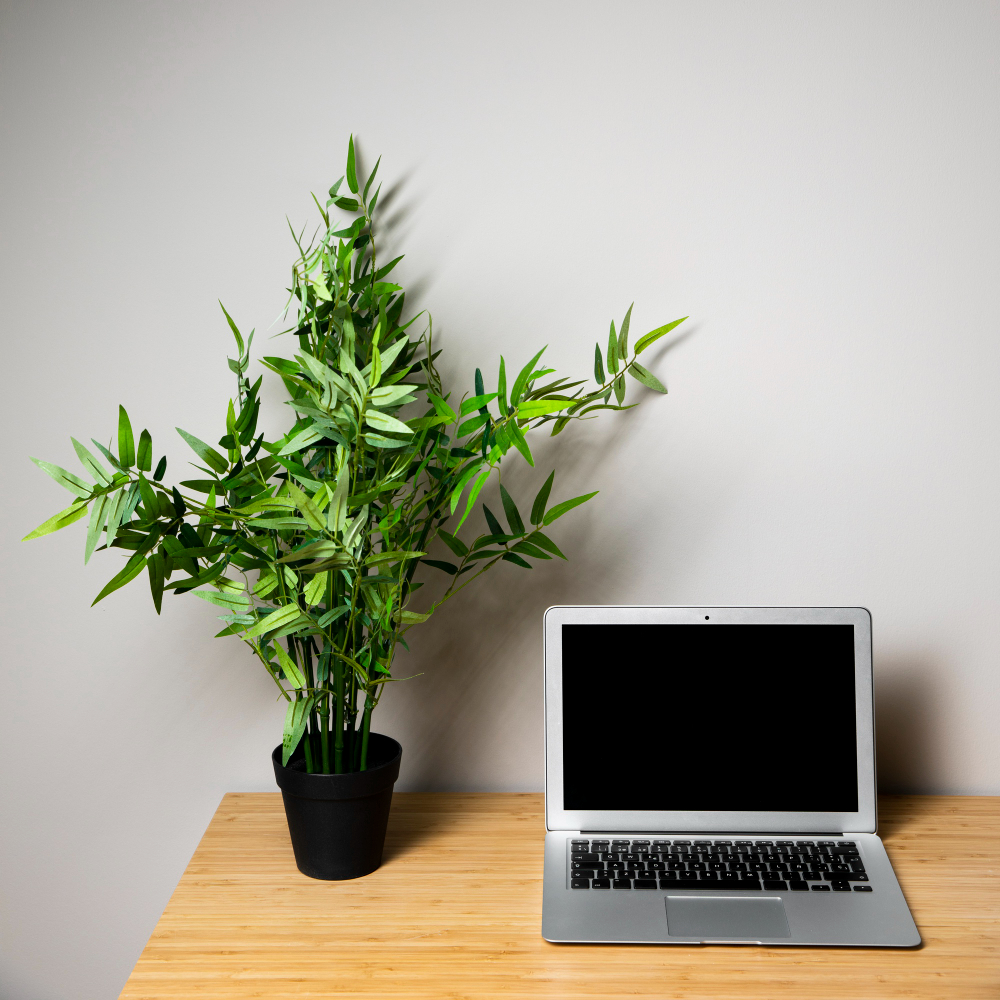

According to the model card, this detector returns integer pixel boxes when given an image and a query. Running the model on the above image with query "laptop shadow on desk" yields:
[873,660,941,838]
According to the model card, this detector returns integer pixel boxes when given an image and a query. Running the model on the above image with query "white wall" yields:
[2,1,998,996]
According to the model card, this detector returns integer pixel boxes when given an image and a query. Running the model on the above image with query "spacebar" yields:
[668,881,761,890]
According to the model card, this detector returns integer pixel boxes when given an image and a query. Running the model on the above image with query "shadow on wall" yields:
[874,658,940,795]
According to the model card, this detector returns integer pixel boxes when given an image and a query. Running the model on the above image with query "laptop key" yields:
[612,879,631,890]
[663,880,761,891]
[572,853,602,863]
[570,879,590,889]
[633,879,657,889]
[592,878,611,889]
[762,880,788,890]
[831,881,852,891]
[848,873,869,882]
[854,885,873,892]
[790,881,809,891]
[811,884,831,891]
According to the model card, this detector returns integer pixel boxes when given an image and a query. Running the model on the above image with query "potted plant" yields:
[24,138,684,880]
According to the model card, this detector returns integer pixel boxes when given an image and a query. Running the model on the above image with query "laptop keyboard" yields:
[569,838,872,892]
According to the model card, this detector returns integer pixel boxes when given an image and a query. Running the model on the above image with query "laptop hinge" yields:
[579,830,846,836]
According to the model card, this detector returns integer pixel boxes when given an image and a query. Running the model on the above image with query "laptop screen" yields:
[561,623,858,813]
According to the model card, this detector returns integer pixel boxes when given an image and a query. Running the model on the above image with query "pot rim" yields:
[271,732,402,801]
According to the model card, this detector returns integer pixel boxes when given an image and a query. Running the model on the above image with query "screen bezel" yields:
[544,606,876,834]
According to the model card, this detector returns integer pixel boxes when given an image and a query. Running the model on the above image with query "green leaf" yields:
[136,430,152,472]
[512,540,551,560]
[634,316,688,354]
[369,344,383,387]
[364,549,426,565]
[361,156,380,201]
[455,468,491,531]
[116,406,135,469]
[482,504,504,537]
[346,135,359,194]
[449,460,484,514]
[176,428,228,474]
[457,413,488,437]
[460,393,497,417]
[153,456,167,481]
[363,433,410,449]
[593,344,605,384]
[342,504,368,550]
[275,640,306,688]
[397,610,431,624]
[502,552,531,569]
[542,491,598,525]
[277,539,339,563]
[364,409,412,436]
[243,603,304,639]
[72,438,112,486]
[147,552,164,614]
[103,487,129,550]
[607,321,618,374]
[191,589,251,612]
[516,399,569,420]
[92,551,148,605]
[137,473,158,517]
[629,362,668,393]
[497,357,508,415]
[328,466,349,533]
[506,419,534,466]
[277,425,324,456]
[287,481,325,531]
[499,483,525,535]
[509,347,546,407]
[421,558,458,575]
[219,301,244,355]
[618,303,633,358]
[303,572,328,606]
[282,695,315,765]
[438,530,468,558]
[614,373,626,404]
[84,493,110,564]
[531,531,567,559]
[22,500,89,540]
[317,605,350,627]
[530,471,555,525]
[234,496,297,515]
[428,393,457,422]
[370,384,417,406]
[30,458,91,498]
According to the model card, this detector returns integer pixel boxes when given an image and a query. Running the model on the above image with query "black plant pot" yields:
[272,733,402,880]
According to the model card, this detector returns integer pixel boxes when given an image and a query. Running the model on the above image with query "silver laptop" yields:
[541,606,920,947]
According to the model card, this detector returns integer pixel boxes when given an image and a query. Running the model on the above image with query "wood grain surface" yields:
[119,793,999,999]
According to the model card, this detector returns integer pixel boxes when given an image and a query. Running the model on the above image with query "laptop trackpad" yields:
[666,896,790,940]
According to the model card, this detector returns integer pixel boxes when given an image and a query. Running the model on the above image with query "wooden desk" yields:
[120,793,999,999]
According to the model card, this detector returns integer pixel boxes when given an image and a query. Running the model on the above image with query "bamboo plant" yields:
[25,138,685,773]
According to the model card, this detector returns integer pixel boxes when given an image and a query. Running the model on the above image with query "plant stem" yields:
[359,697,373,771]
[333,654,344,773]
[302,716,314,773]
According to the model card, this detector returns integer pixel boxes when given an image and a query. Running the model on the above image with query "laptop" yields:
[541,606,921,947]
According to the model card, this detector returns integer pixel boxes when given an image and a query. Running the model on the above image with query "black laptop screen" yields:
[561,623,859,812]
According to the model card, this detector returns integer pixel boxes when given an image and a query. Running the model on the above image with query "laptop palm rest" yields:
[665,896,791,940]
